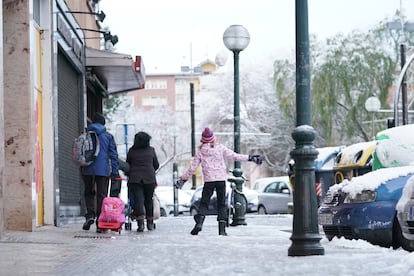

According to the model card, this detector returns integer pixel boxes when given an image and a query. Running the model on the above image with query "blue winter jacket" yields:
[81,123,119,177]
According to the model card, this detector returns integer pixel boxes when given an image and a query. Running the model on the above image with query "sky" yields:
[99,0,414,73]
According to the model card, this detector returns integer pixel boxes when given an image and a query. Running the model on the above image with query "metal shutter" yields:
[57,51,84,223]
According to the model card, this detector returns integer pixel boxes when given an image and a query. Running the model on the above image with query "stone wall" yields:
[3,0,34,231]
[0,0,4,236]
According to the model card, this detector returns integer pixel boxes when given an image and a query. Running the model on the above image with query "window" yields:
[142,96,168,106]
[278,182,290,193]
[145,79,167,89]
[33,0,41,25]
[264,182,290,194]
[264,183,277,193]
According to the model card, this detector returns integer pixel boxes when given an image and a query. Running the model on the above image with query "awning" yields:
[85,47,145,94]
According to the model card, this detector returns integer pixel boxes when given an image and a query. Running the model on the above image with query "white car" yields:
[155,186,192,216]
[396,174,414,251]
[254,176,292,214]
[253,176,291,192]
[120,182,192,217]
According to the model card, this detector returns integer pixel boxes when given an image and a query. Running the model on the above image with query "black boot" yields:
[82,217,94,231]
[146,217,154,231]
[137,219,145,232]
[218,220,227,236]
[190,214,205,235]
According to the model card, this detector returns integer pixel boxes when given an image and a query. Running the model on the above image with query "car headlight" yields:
[344,190,376,203]
[250,198,258,205]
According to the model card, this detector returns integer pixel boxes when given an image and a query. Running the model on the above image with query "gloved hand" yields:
[248,155,263,165]
[111,172,121,180]
[175,178,186,189]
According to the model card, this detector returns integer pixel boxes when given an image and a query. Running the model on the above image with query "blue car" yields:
[318,166,414,249]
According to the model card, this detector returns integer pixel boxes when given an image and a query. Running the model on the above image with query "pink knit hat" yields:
[200,127,216,143]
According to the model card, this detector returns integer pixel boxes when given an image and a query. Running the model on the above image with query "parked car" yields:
[189,183,257,216]
[190,184,231,217]
[244,187,259,213]
[318,166,414,250]
[155,186,192,216]
[253,176,290,191]
[255,176,292,214]
[396,174,414,252]
[120,182,191,217]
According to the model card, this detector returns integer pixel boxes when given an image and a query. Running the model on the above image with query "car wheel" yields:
[258,206,267,215]
[393,216,413,251]
[321,227,335,241]
[160,207,167,217]
[190,207,198,216]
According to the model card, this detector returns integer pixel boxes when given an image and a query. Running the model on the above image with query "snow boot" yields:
[191,214,205,235]
[146,217,154,231]
[218,220,227,236]
[82,217,94,231]
[137,219,145,232]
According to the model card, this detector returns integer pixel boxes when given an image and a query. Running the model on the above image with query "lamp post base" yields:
[288,233,324,256]
[288,125,324,256]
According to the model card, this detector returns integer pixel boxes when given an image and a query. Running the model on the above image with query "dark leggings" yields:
[128,183,155,219]
[199,181,227,221]
[83,175,109,220]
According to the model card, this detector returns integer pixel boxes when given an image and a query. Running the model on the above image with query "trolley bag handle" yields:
[109,176,124,197]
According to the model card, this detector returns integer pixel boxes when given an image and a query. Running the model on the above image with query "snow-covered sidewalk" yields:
[0,214,413,275]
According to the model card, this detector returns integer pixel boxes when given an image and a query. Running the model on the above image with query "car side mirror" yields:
[282,188,290,194]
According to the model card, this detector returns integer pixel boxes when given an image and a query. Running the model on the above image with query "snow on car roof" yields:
[374,124,414,169]
[335,141,376,167]
[288,146,343,167]
[328,165,414,197]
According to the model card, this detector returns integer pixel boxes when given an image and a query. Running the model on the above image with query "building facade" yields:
[0,0,145,236]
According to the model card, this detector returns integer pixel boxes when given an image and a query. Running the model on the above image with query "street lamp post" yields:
[115,124,135,158]
[169,126,180,216]
[190,82,197,190]
[288,0,324,256]
[223,25,250,226]
[365,96,381,139]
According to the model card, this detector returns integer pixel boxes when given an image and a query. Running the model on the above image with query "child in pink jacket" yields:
[175,127,262,235]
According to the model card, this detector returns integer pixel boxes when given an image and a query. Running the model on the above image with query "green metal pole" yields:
[401,44,408,125]
[231,50,246,226]
[190,83,197,189]
[288,0,324,256]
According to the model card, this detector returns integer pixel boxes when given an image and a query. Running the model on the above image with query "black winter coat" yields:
[126,146,159,185]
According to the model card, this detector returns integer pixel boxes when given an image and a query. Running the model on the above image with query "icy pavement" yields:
[0,214,413,275]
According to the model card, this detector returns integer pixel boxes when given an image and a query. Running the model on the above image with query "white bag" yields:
[153,194,160,220]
